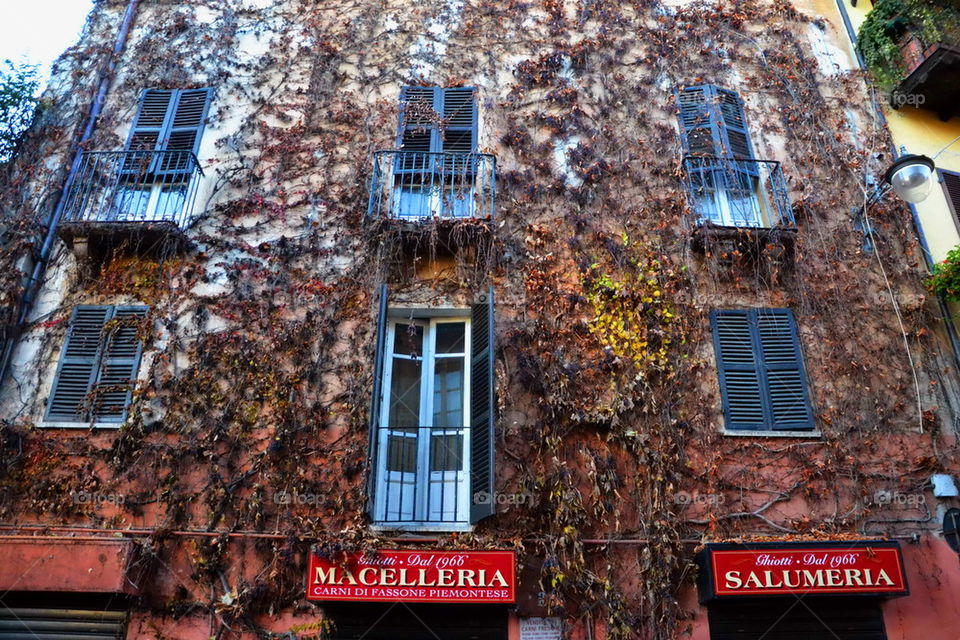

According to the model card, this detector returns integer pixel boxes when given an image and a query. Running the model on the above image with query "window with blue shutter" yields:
[392,87,479,218]
[367,287,496,526]
[125,88,212,175]
[711,309,814,432]
[396,86,478,156]
[46,305,148,424]
[678,85,768,227]
[677,85,754,160]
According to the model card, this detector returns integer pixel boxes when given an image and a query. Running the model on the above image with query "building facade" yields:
[1,0,960,638]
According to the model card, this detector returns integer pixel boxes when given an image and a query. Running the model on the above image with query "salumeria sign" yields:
[307,550,516,603]
[708,545,908,597]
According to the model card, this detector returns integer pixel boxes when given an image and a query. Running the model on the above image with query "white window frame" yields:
[695,168,763,228]
[113,181,190,223]
[374,317,471,527]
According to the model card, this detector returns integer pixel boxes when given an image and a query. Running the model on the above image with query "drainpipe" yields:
[0,0,140,392]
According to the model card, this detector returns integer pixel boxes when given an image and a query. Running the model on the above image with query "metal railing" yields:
[367,150,496,220]
[61,149,204,227]
[373,424,469,525]
[681,156,794,228]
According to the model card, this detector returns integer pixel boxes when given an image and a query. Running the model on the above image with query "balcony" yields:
[857,0,960,120]
[367,150,496,221]
[681,156,797,258]
[58,149,204,254]
[372,424,469,528]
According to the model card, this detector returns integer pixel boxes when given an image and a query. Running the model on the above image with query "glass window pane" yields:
[435,322,465,354]
[432,357,464,427]
[430,433,464,471]
[387,429,418,472]
[113,187,150,221]
[389,357,421,427]
[155,183,187,219]
[393,323,423,356]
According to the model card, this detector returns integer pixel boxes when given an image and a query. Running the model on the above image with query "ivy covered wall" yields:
[1,1,958,638]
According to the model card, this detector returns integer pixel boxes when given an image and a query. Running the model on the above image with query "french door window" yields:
[375,318,471,525]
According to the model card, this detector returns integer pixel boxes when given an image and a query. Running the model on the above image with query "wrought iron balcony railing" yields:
[373,424,469,526]
[367,150,496,221]
[681,156,794,229]
[61,149,204,228]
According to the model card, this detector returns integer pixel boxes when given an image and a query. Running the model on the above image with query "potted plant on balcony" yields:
[858,0,960,91]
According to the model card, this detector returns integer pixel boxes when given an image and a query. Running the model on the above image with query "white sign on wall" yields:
[519,617,563,640]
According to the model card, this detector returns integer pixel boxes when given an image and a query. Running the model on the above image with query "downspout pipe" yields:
[0,0,140,392]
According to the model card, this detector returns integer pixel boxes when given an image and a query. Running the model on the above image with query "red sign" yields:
[307,550,516,603]
[706,544,907,598]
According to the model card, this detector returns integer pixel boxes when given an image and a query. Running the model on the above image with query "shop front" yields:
[696,541,908,640]
[308,549,516,640]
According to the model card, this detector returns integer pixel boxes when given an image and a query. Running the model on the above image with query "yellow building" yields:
[838,0,960,264]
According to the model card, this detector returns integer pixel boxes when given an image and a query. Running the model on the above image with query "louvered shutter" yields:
[755,309,814,430]
[441,87,477,154]
[678,85,721,157]
[397,86,440,173]
[126,89,173,153]
[158,88,212,174]
[470,287,495,523]
[711,310,766,430]
[715,88,754,160]
[678,85,755,160]
[92,306,147,423]
[125,88,211,175]
[366,284,389,518]
[122,89,174,175]
[46,306,146,424]
[0,603,127,639]
[46,306,111,422]
[940,169,960,230]
[711,309,814,432]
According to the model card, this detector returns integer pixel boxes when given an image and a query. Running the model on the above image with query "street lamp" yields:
[883,154,935,204]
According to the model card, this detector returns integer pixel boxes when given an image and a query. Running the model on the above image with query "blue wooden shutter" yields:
[470,287,496,523]
[712,309,814,431]
[678,85,755,159]
[46,305,147,424]
[126,89,174,153]
[91,306,147,423]
[397,86,440,173]
[715,88,754,159]
[46,306,111,422]
[126,88,211,174]
[678,85,721,156]
[711,310,766,430]
[440,87,477,154]
[755,309,814,430]
[366,284,389,518]
[156,88,212,174]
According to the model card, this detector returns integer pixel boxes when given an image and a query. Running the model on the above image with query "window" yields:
[367,286,495,527]
[393,86,479,218]
[46,305,148,424]
[939,168,960,230]
[678,85,778,228]
[116,88,211,222]
[711,309,815,432]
